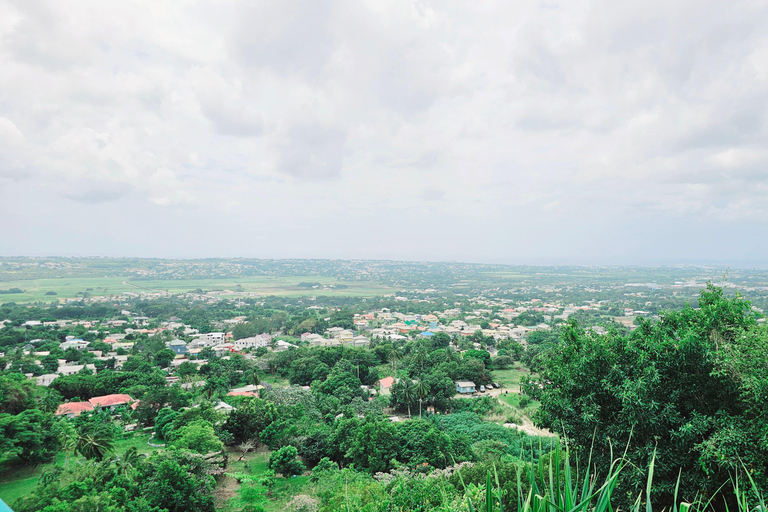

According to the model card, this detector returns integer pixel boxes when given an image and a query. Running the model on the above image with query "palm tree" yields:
[411,347,428,373]
[203,376,229,400]
[76,421,115,461]
[388,348,400,377]
[415,379,429,418]
[401,379,415,419]
[56,420,77,466]
[443,346,458,364]
[114,447,142,478]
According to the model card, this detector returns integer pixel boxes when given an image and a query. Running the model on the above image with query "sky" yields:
[1,0,767,265]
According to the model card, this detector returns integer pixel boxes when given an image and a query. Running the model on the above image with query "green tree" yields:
[154,348,177,368]
[41,354,59,373]
[269,445,305,478]
[524,285,766,507]
[223,397,277,446]
[74,416,116,461]
[168,419,223,455]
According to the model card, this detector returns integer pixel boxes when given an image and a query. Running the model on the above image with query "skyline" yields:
[1,1,767,265]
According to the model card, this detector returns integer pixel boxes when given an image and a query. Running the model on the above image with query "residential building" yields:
[455,381,476,394]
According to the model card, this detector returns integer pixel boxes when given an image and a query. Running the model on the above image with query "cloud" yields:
[278,124,346,180]
[0,0,767,263]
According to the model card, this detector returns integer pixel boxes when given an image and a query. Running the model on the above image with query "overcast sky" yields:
[1,1,767,265]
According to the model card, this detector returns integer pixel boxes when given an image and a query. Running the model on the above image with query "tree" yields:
[524,286,766,508]
[0,409,61,464]
[223,397,277,445]
[154,348,176,369]
[168,419,223,455]
[269,445,305,478]
[202,375,229,400]
[41,354,59,373]
[74,416,116,461]
[390,379,416,418]
[347,418,399,473]
[237,439,256,461]
[154,408,180,440]
[431,332,451,349]
[415,379,429,417]
[142,456,216,512]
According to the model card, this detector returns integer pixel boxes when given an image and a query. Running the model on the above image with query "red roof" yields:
[88,394,134,408]
[226,391,259,397]
[379,377,395,388]
[56,401,94,416]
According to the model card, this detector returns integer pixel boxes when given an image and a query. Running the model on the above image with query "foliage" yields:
[524,285,768,507]
[269,445,305,478]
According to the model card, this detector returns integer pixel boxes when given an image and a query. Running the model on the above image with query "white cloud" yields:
[0,0,767,263]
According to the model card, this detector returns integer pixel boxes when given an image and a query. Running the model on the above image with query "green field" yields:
[493,367,534,391]
[0,275,396,304]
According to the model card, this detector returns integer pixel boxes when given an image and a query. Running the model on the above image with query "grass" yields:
[493,367,535,391]
[260,374,290,387]
[0,432,162,506]
[220,449,313,512]
[0,275,396,304]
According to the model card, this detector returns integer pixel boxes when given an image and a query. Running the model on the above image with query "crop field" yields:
[0,275,396,303]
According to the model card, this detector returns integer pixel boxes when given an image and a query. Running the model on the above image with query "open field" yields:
[0,275,396,303]
[493,367,534,391]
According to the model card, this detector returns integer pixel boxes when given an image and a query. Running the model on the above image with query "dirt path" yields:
[495,395,554,437]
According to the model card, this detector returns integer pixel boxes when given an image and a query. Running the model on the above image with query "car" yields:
[480,385,486,392]
[493,382,500,388]
[487,383,496,389]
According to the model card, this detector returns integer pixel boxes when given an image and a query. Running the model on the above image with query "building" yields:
[378,376,395,396]
[55,401,94,418]
[455,381,476,394]
[58,364,97,376]
[59,339,89,351]
[168,339,188,354]
[89,394,134,410]
[233,335,270,350]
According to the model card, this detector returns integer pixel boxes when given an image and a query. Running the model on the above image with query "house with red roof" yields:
[55,401,94,418]
[88,393,134,410]
[378,376,395,396]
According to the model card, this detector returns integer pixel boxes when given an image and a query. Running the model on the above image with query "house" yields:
[168,339,188,354]
[191,332,226,347]
[302,333,325,345]
[89,394,134,410]
[274,340,297,351]
[326,327,345,337]
[455,381,476,394]
[352,336,370,347]
[213,343,235,357]
[55,401,94,418]
[233,335,270,350]
[58,364,97,376]
[378,376,395,396]
[59,339,89,351]
[36,373,59,386]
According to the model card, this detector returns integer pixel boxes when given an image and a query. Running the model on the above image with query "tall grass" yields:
[456,441,765,512]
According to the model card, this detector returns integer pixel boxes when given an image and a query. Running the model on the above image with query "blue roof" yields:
[419,331,435,337]
[0,498,14,512]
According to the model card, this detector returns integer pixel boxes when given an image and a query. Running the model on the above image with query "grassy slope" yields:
[0,433,160,506]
